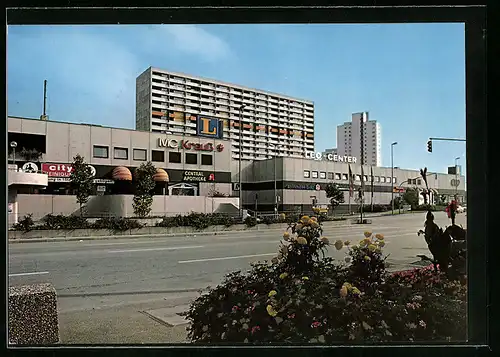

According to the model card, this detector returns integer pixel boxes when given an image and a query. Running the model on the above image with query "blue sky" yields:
[7,24,466,174]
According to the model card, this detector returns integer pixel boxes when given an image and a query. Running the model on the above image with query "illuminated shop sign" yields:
[196,116,223,139]
[182,171,216,182]
[41,163,96,177]
[157,138,224,152]
[305,152,357,163]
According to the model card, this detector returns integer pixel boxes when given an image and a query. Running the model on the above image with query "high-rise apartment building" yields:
[136,67,315,161]
[336,112,382,166]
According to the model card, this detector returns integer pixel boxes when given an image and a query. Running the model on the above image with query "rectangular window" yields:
[133,149,147,161]
[381,177,386,183]
[185,153,198,165]
[303,170,310,178]
[151,150,165,162]
[393,177,397,184]
[327,172,334,180]
[375,176,380,182]
[320,172,326,179]
[342,173,348,181]
[363,175,368,182]
[168,152,181,163]
[93,145,109,158]
[201,154,213,166]
[355,175,361,181]
[114,147,128,160]
[335,173,341,180]
[417,179,422,185]
[386,177,391,183]
[312,171,318,179]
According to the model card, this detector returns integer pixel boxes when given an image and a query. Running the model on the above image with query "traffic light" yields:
[427,140,433,153]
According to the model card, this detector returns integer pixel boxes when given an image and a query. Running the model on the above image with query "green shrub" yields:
[244,216,258,228]
[155,213,236,230]
[359,204,389,213]
[42,214,89,230]
[260,216,279,225]
[413,204,437,211]
[12,214,35,232]
[183,215,467,344]
[91,217,144,231]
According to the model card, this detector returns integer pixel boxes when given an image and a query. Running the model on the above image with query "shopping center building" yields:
[7,116,466,220]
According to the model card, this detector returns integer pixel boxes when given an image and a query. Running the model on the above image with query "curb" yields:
[8,222,356,244]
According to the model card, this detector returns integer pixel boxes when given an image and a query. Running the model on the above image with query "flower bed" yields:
[182,216,467,344]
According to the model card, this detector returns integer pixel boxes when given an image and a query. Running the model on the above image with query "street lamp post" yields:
[238,105,246,217]
[10,141,18,167]
[454,157,460,200]
[270,144,282,216]
[391,142,398,215]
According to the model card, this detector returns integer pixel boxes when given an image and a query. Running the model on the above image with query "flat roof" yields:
[146,67,315,105]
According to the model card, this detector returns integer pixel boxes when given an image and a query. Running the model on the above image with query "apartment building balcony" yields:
[170,98,185,104]
[242,92,255,98]
[200,103,216,110]
[279,111,289,116]
[152,73,165,81]
[185,80,199,86]
[215,93,229,100]
[268,109,279,115]
[290,107,303,114]
[230,88,242,94]
[255,133,267,140]
[216,86,229,92]
[185,94,199,101]
[151,88,168,96]
[169,76,186,84]
[185,121,197,128]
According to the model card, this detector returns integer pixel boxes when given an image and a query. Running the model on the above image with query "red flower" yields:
[250,326,261,334]
[311,321,322,328]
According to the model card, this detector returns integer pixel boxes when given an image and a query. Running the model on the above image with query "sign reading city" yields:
[41,163,96,178]
[305,152,358,164]
[183,171,215,182]
[157,138,224,152]
[196,116,223,139]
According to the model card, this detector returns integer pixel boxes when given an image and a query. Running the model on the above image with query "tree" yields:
[419,168,430,205]
[70,154,95,217]
[390,196,403,209]
[402,187,419,209]
[19,147,43,162]
[133,162,157,217]
[324,183,345,215]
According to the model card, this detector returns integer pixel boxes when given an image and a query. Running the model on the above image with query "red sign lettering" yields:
[41,163,74,177]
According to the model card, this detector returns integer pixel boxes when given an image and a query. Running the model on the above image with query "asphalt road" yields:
[9,211,466,314]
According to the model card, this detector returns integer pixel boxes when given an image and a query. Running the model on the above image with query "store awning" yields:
[112,166,132,181]
[153,168,169,182]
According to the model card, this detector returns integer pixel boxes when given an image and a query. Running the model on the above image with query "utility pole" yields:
[238,105,246,218]
[40,80,48,121]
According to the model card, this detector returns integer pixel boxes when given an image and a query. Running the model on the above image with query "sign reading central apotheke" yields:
[158,138,224,152]
[183,171,215,182]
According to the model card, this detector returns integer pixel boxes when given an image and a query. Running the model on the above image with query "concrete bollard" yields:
[8,283,60,345]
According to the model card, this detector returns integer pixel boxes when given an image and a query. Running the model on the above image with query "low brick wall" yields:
[9,283,60,345]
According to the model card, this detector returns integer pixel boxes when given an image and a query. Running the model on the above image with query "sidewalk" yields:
[58,293,196,344]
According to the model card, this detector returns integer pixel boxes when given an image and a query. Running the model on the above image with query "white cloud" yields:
[157,25,232,62]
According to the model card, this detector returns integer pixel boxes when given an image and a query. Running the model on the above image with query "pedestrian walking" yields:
[446,199,458,226]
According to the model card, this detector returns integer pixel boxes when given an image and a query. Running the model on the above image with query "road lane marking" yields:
[9,271,49,277]
[108,245,205,254]
[178,253,276,264]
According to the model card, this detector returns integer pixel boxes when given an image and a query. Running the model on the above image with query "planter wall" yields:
[8,221,344,240]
